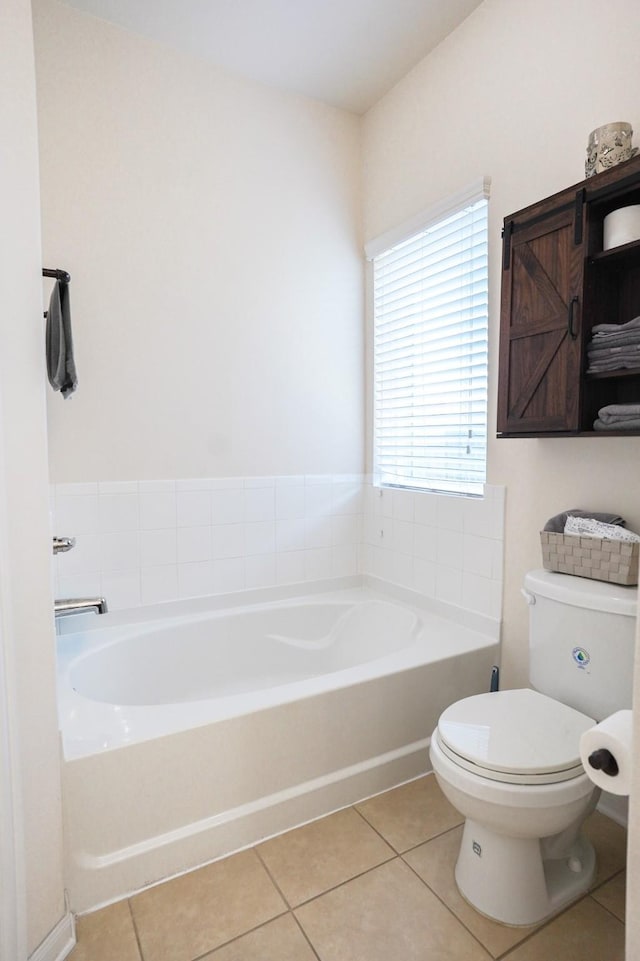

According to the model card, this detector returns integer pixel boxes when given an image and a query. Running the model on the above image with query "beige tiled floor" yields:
[69,775,627,961]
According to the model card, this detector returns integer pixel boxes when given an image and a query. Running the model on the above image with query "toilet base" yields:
[455,818,596,926]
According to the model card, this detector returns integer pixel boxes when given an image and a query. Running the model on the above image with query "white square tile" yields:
[305,548,332,581]
[244,522,275,556]
[176,478,213,491]
[177,491,211,527]
[244,488,275,523]
[392,519,414,555]
[244,554,276,589]
[101,532,140,572]
[276,551,306,584]
[211,488,244,525]
[305,474,332,485]
[363,515,384,546]
[304,516,332,550]
[436,528,464,571]
[139,492,176,530]
[436,566,463,606]
[413,492,438,527]
[212,524,245,559]
[391,551,414,589]
[54,494,99,535]
[55,482,98,496]
[244,476,275,488]
[178,561,213,598]
[98,481,138,495]
[434,495,465,531]
[305,484,333,517]
[491,539,504,581]
[177,526,211,563]
[139,480,175,493]
[57,572,102,600]
[141,566,178,605]
[331,514,360,546]
[275,475,305,488]
[210,477,243,490]
[392,489,414,522]
[331,482,363,515]
[377,487,394,519]
[275,486,306,520]
[463,495,494,538]
[331,544,358,577]
[413,524,436,562]
[212,558,245,593]
[463,534,494,576]
[462,572,502,618]
[276,518,306,553]
[56,533,101,574]
[413,558,436,597]
[100,569,141,610]
[140,529,177,566]
[99,494,139,533]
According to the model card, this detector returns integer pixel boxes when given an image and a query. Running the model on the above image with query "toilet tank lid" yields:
[524,569,637,617]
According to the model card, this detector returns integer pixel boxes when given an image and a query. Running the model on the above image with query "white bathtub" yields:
[58,578,499,912]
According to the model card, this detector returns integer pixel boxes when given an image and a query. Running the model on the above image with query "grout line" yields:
[587,888,626,927]
[126,898,146,961]
[399,853,500,959]
[253,845,293,908]
[189,909,290,961]
[291,912,323,961]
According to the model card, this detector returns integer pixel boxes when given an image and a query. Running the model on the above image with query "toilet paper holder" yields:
[588,748,619,778]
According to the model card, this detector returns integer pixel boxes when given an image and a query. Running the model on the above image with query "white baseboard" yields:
[29,913,75,961]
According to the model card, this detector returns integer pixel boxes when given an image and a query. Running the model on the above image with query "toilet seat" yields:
[436,689,595,786]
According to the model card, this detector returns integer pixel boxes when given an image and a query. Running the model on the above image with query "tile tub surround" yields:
[361,483,505,620]
[51,476,505,617]
[51,475,363,610]
[67,775,626,961]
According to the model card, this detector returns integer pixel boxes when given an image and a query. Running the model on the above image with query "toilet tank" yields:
[524,569,637,721]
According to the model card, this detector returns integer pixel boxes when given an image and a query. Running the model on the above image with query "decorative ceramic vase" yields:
[585,123,633,178]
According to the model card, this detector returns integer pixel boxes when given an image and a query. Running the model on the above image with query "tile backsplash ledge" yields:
[51,476,505,618]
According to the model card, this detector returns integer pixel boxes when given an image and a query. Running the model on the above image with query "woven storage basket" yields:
[540,531,639,586]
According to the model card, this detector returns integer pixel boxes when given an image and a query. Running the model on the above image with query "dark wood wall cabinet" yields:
[497,153,640,437]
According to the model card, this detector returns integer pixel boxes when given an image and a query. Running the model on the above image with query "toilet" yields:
[429,569,636,926]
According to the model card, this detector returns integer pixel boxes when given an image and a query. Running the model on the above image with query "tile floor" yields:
[69,775,627,961]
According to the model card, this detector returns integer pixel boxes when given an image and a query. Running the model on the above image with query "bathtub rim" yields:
[57,575,501,762]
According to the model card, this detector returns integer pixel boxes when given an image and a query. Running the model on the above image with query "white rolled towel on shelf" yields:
[579,710,633,796]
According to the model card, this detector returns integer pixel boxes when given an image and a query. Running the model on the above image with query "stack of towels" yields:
[586,316,640,373]
[594,403,640,431]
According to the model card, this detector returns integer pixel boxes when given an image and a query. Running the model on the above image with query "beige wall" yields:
[363,0,640,687]
[363,2,640,955]
[33,0,364,484]
[0,0,65,952]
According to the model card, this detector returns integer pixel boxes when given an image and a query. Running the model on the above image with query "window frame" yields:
[366,178,491,498]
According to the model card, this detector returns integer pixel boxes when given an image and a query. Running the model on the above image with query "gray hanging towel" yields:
[46,280,78,398]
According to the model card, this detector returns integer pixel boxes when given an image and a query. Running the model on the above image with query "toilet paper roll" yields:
[603,205,640,250]
[579,710,633,796]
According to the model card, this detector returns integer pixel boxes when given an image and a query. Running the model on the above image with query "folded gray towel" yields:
[543,509,625,533]
[589,334,640,348]
[46,280,77,398]
[598,404,640,423]
[594,417,640,431]
[586,357,640,372]
[592,316,640,334]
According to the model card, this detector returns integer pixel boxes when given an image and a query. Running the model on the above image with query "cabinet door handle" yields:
[567,295,579,340]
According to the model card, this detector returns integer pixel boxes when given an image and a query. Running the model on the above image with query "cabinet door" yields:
[498,207,584,434]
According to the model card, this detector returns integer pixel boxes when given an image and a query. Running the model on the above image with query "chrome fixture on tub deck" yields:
[55,597,108,616]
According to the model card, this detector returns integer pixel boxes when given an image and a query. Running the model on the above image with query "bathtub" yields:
[58,577,499,912]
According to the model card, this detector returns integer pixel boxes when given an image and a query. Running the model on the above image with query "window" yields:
[367,180,489,496]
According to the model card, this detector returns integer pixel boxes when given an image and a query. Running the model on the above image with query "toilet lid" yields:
[437,689,595,784]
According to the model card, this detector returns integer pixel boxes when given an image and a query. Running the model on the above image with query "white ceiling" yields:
[59,0,483,114]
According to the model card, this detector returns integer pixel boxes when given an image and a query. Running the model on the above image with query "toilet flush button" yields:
[568,857,582,873]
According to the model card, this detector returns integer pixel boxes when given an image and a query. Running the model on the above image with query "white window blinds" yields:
[369,183,489,496]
